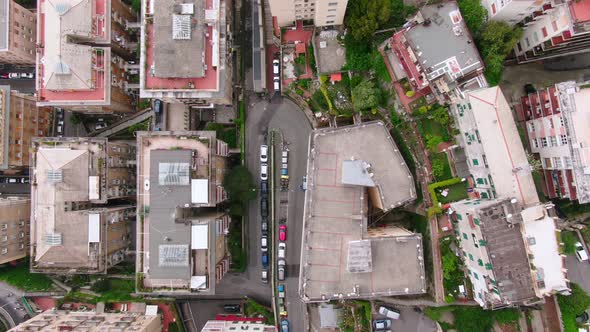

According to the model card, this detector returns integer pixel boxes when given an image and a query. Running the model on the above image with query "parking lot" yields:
[373,305,439,332]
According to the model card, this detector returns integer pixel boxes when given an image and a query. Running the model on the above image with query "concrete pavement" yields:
[565,255,590,294]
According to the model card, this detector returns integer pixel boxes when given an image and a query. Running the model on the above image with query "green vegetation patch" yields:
[561,231,578,256]
[0,260,53,291]
[430,153,453,182]
[244,298,274,325]
[558,283,590,332]
[436,181,469,205]
[205,123,238,149]
[425,306,520,332]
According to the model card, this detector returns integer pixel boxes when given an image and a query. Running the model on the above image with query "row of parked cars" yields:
[260,144,270,283]
[373,306,401,331]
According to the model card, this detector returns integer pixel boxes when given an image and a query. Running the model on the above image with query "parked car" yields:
[261,163,268,181]
[273,59,280,75]
[281,319,289,332]
[278,242,286,259]
[144,179,150,191]
[223,304,241,313]
[273,77,280,91]
[20,72,34,79]
[260,145,268,163]
[261,199,268,218]
[56,125,63,134]
[95,122,107,130]
[261,270,268,283]
[0,73,9,79]
[261,236,268,252]
[278,284,285,298]
[576,242,588,262]
[260,181,268,197]
[576,310,590,324]
[301,176,307,191]
[279,224,287,242]
[8,73,19,79]
[373,319,392,331]
[21,177,29,184]
[378,306,400,320]
[261,219,268,235]
[7,178,17,183]
[262,252,269,268]
[278,259,286,281]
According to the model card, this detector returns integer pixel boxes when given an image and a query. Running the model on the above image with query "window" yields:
[328,8,336,11]
[533,138,539,149]
[548,118,554,129]
[1,224,6,230]
[19,232,24,238]
[491,3,497,14]
[472,159,479,166]
[474,218,480,225]
[552,20,558,32]
[550,136,558,147]
[525,37,530,47]
[478,259,484,266]
[554,157,563,169]
[533,31,539,43]
[463,251,467,257]
[326,20,335,24]
[469,253,474,261]
[1,236,6,242]
[561,135,568,145]
[472,234,479,248]
[1,248,6,255]
[541,137,548,147]
[328,2,338,5]
[542,27,548,38]
[326,15,336,18]
[482,154,489,168]
[544,158,552,169]
[559,116,564,127]
[564,156,572,168]
[456,214,463,220]
[473,272,479,280]
[462,232,468,240]
[528,122,535,132]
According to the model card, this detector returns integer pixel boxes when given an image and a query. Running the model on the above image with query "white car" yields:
[8,73,19,79]
[261,163,268,181]
[260,145,268,163]
[273,77,280,91]
[144,179,150,191]
[273,59,280,75]
[278,242,286,259]
[575,242,588,262]
[378,306,400,320]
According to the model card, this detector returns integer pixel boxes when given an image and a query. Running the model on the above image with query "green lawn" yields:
[430,153,452,182]
[436,181,469,204]
[64,279,136,304]
[0,260,53,291]
[244,298,274,325]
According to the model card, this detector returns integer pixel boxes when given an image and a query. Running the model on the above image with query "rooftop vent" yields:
[54,3,71,15]
[46,169,63,183]
[172,14,191,40]
[44,233,62,246]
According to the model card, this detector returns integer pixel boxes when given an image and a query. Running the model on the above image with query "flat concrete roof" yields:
[300,121,424,302]
[153,0,205,78]
[405,2,482,80]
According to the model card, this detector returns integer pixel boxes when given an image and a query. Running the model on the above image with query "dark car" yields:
[260,181,268,198]
[261,199,268,218]
[223,304,241,313]
[262,252,269,268]
[153,99,163,114]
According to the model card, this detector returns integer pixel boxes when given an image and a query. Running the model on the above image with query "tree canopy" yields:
[457,0,487,36]
[352,80,380,111]
[345,0,391,41]
[223,165,256,216]
[477,21,523,85]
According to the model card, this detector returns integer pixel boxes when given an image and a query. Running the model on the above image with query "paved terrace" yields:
[37,0,110,104]
[300,121,424,302]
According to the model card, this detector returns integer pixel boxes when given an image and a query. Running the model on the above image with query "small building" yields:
[450,198,569,309]
[300,121,426,303]
[136,131,231,294]
[36,0,138,113]
[0,0,36,65]
[201,320,277,332]
[139,0,232,106]
[0,196,29,265]
[0,86,52,170]
[30,137,136,274]
[521,81,590,203]
[8,309,162,331]
[312,29,346,75]
[388,2,486,104]
[451,86,539,206]
[268,0,348,27]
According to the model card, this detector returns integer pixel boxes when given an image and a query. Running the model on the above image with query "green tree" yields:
[351,80,380,111]
[223,165,256,216]
[344,34,372,71]
[458,0,487,36]
[346,0,391,41]
[432,105,450,126]
[132,0,141,12]
[441,250,459,280]
[432,158,446,180]
[425,134,443,152]
[91,278,111,293]
[477,21,523,85]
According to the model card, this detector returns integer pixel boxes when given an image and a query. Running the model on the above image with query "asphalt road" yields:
[245,95,311,329]
[0,281,30,329]
[565,255,590,294]
[0,78,35,94]
[178,299,244,331]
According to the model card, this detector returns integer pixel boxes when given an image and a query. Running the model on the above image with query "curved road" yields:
[244,95,312,330]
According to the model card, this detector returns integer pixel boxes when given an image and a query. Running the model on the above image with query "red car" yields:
[279,225,287,242]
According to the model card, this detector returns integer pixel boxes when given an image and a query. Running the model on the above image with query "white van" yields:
[278,242,286,259]
[273,77,280,91]
[273,59,280,75]
[576,242,588,262]
[261,163,268,181]
[260,145,268,163]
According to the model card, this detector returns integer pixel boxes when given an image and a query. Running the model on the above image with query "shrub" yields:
[562,231,578,255]
[91,278,111,293]
[406,90,415,97]
[558,283,590,332]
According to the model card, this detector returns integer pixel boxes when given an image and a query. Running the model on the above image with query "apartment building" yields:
[388,2,486,105]
[268,0,348,27]
[0,86,51,170]
[451,86,539,206]
[521,81,590,203]
[136,131,231,294]
[484,0,544,24]
[36,0,139,113]
[30,138,136,274]
[138,0,232,107]
[0,197,29,265]
[202,320,277,332]
[513,0,590,63]
[8,309,162,331]
[450,198,568,309]
[0,0,36,65]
